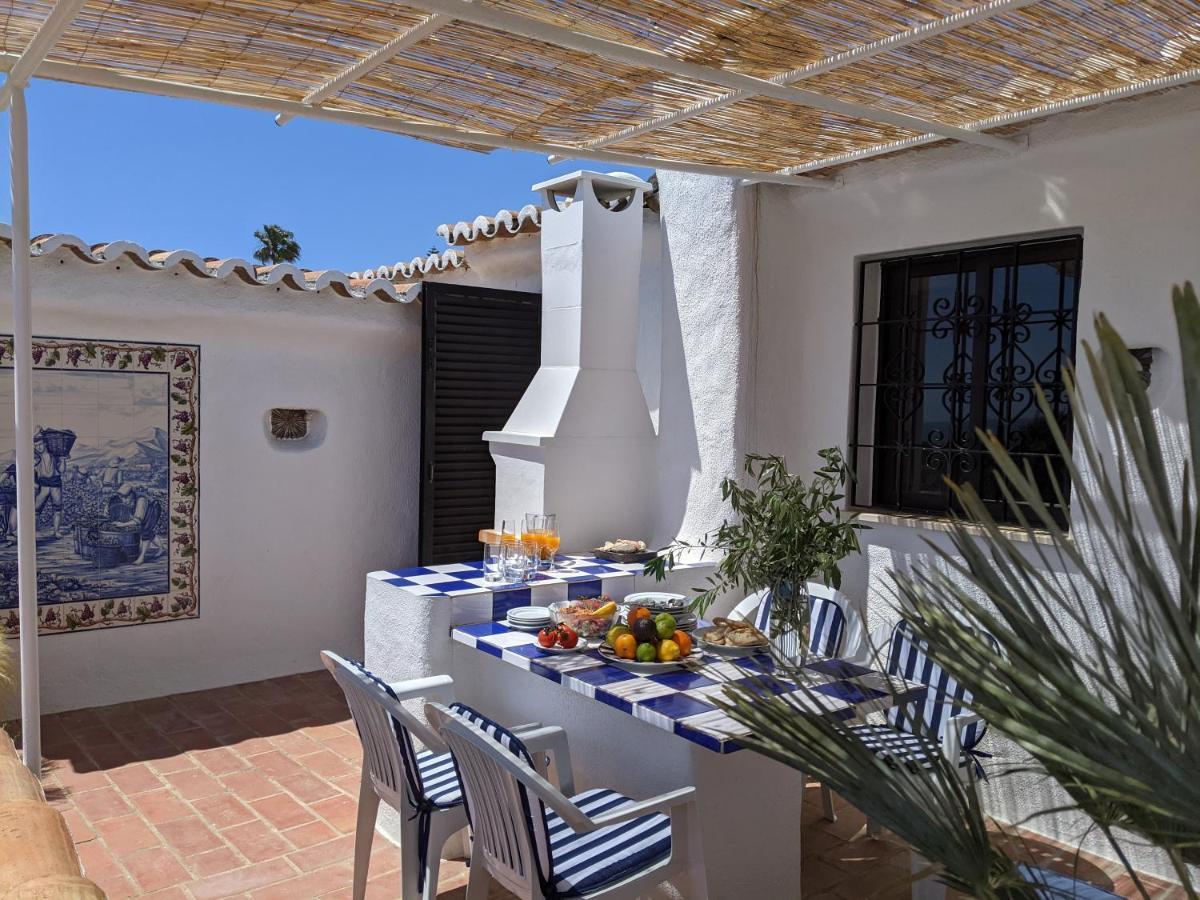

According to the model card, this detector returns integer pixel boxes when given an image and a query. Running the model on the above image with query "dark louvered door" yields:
[419,282,542,564]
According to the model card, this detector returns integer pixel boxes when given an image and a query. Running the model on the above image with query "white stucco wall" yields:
[750,86,1200,879]
[0,250,420,715]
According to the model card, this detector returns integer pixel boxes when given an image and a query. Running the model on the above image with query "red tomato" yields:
[537,626,559,648]
[556,624,579,649]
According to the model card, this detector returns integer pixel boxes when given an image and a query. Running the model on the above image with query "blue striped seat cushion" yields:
[1018,865,1121,899]
[416,750,462,808]
[752,589,848,657]
[849,723,970,771]
[544,788,672,898]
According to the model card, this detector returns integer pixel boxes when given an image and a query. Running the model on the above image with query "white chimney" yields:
[485,171,656,551]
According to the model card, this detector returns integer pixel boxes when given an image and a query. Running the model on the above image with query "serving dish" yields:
[695,626,769,657]
[597,643,703,672]
[548,597,616,638]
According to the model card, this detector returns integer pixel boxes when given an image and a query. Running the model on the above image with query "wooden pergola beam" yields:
[399,0,1022,154]
[555,0,1041,159]
[275,13,452,126]
[0,0,89,109]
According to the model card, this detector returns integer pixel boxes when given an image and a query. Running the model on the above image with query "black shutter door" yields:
[419,282,542,565]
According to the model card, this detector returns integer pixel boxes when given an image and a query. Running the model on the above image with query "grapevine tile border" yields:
[0,336,199,636]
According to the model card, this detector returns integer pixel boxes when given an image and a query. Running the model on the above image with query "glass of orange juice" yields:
[543,515,560,568]
[524,513,558,569]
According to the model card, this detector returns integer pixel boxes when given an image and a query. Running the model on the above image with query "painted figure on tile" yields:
[0,464,16,546]
[101,457,123,489]
[33,430,66,537]
[108,482,163,564]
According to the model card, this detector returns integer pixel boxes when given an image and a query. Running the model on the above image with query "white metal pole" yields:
[9,84,41,774]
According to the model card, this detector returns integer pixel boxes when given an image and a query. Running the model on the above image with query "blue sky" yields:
[0,79,649,272]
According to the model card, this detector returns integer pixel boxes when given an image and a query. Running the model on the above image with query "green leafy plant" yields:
[252,224,302,265]
[647,449,864,646]
[713,283,1200,898]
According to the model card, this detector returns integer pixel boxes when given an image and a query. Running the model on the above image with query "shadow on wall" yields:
[652,218,701,548]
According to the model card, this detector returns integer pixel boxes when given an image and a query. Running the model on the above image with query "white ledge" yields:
[850,508,1059,546]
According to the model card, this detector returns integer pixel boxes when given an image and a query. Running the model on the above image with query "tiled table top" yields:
[452,621,928,754]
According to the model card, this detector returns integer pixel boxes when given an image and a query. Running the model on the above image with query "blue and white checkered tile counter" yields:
[368,554,711,625]
[452,621,928,754]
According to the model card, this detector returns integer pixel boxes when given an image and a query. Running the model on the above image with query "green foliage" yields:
[894,282,1200,890]
[646,448,863,616]
[252,224,302,265]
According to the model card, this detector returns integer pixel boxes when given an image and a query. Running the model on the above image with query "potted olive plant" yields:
[647,449,863,659]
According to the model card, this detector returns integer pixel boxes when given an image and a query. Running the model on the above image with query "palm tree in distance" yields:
[252,224,301,265]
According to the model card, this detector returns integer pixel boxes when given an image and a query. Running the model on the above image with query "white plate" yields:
[695,627,769,658]
[506,619,550,632]
[623,591,687,611]
[535,642,585,654]
[507,606,553,623]
[596,643,703,672]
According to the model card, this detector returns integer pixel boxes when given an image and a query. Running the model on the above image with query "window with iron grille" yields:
[850,234,1082,525]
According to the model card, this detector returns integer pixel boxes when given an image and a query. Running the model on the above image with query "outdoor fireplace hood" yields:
[485,170,656,548]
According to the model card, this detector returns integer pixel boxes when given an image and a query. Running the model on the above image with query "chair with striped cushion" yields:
[428,701,709,900]
[729,582,858,660]
[850,618,994,781]
[321,653,574,900]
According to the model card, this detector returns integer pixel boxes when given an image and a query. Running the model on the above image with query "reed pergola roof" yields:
[1,0,1199,185]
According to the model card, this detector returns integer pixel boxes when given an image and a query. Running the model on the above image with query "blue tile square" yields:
[636,693,716,721]
[566,579,603,601]
[674,723,733,753]
[806,659,872,679]
[814,680,887,705]
[730,674,793,698]
[458,621,509,638]
[594,688,633,715]
[432,579,481,595]
[569,665,636,688]
[647,669,717,691]
[491,587,532,621]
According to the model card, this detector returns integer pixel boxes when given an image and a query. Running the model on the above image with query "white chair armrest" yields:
[942,711,983,763]
[511,724,576,796]
[587,786,698,830]
[386,673,455,704]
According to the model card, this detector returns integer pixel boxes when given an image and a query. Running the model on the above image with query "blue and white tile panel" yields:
[452,622,928,755]
[368,555,710,625]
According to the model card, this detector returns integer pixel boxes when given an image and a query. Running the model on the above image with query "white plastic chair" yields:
[427,700,709,900]
[729,583,863,822]
[321,652,573,900]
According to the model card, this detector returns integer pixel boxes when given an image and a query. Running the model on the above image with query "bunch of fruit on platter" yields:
[605,606,693,662]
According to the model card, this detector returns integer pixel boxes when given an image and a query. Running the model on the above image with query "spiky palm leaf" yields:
[252,224,301,265]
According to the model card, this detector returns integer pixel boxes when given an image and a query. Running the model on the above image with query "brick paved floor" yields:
[4,670,1187,899]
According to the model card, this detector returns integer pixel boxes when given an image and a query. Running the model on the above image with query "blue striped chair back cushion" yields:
[446,703,557,889]
[342,658,426,804]
[753,589,847,657]
[883,620,988,750]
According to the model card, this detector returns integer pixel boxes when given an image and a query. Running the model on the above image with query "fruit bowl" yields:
[548,597,616,639]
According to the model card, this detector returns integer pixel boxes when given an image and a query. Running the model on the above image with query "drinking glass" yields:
[482,542,503,583]
[500,540,528,582]
[542,514,560,569]
[524,513,559,569]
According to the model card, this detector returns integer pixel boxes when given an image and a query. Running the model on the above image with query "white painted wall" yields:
[0,249,420,715]
[750,86,1200,879]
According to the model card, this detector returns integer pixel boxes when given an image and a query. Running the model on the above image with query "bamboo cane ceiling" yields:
[1,0,1197,174]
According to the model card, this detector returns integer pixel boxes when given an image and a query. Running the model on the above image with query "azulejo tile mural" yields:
[0,337,199,636]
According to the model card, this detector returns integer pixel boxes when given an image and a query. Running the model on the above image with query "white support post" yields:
[9,84,41,774]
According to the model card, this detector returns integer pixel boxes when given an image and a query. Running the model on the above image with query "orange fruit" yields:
[673,630,692,656]
[614,633,637,660]
[627,607,652,626]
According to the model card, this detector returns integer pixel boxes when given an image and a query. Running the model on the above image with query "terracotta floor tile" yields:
[147,753,196,775]
[274,770,341,804]
[192,793,257,829]
[122,846,192,893]
[187,857,299,899]
[164,767,224,800]
[107,762,166,795]
[142,887,190,899]
[295,749,354,779]
[309,794,359,833]
[187,845,245,878]
[51,762,112,794]
[281,819,338,850]
[286,833,355,872]
[267,730,322,757]
[129,788,192,825]
[250,860,355,900]
[193,746,250,776]
[319,734,362,761]
[158,815,225,856]
[219,769,280,803]
[76,835,134,890]
[246,749,304,780]
[95,813,162,854]
[73,785,135,821]
[251,792,317,830]
[222,819,293,863]
[61,806,96,842]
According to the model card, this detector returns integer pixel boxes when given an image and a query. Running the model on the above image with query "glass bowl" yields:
[548,597,616,639]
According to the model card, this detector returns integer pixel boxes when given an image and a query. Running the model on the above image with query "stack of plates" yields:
[506,606,553,632]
